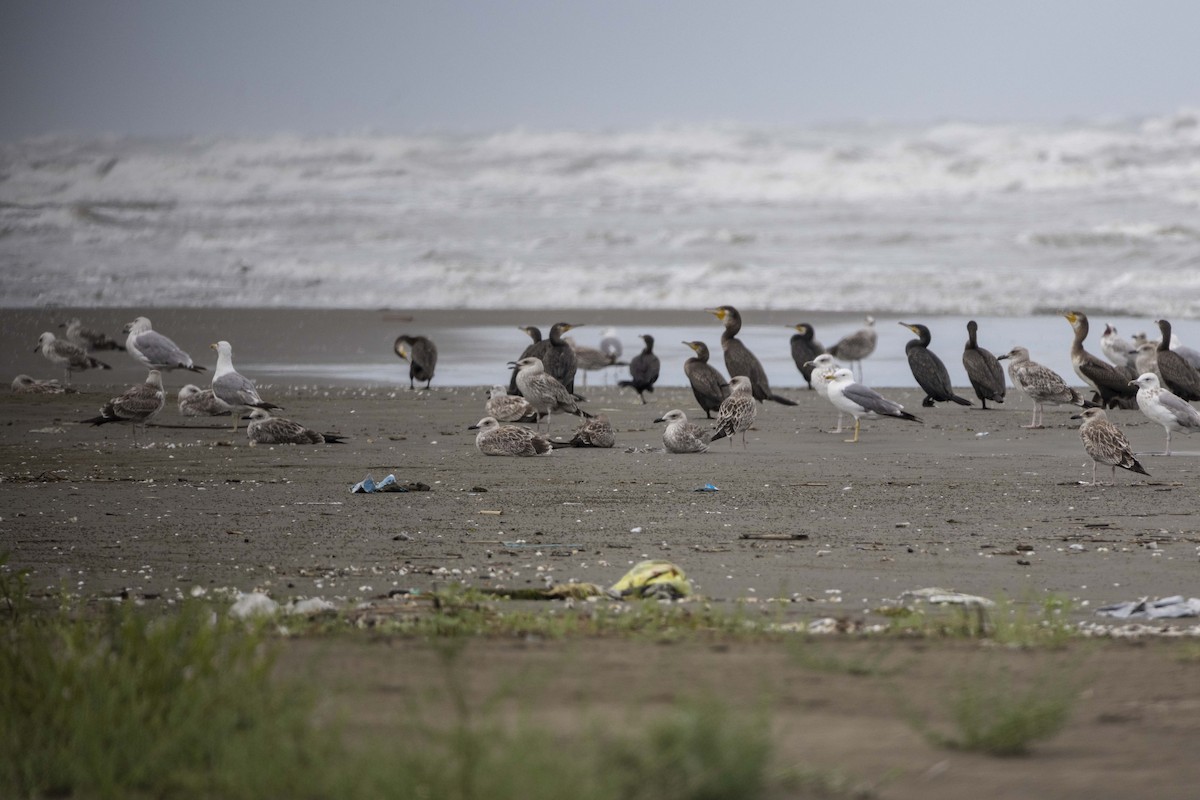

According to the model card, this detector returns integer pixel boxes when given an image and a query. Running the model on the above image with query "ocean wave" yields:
[2,114,1200,315]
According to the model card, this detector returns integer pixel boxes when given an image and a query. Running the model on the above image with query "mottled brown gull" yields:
[997,346,1086,429]
[711,375,757,447]
[36,332,111,384]
[468,416,552,456]
[1072,407,1148,485]
[653,409,709,454]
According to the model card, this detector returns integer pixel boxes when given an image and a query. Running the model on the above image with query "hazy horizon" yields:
[2,2,1198,139]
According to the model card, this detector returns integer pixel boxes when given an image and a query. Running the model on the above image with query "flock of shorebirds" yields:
[27,317,342,446]
[21,306,1200,485]
[393,306,1200,486]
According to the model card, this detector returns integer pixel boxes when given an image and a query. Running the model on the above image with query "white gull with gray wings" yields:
[210,340,281,431]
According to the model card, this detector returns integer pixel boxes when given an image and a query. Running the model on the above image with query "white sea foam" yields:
[2,113,1200,314]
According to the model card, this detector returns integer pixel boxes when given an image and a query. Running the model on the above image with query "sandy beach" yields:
[3,307,1197,618]
[5,306,1200,798]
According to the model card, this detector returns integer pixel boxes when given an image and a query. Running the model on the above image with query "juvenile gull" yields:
[210,340,281,431]
[510,356,590,431]
[61,318,125,351]
[485,385,538,423]
[997,346,1086,429]
[1072,407,1148,485]
[706,305,796,405]
[559,414,616,448]
[711,375,757,447]
[246,409,346,445]
[804,353,846,432]
[177,384,232,417]
[618,334,660,404]
[961,320,1006,409]
[468,416,552,457]
[12,375,73,394]
[824,368,922,444]
[1153,319,1200,401]
[828,316,877,381]
[789,323,825,389]
[1064,311,1136,408]
[82,370,165,439]
[394,334,438,390]
[124,317,205,373]
[899,322,972,407]
[1131,372,1200,456]
[653,409,709,454]
[35,332,111,384]
[682,340,730,419]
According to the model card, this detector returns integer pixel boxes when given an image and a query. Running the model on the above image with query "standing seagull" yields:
[599,328,623,362]
[804,353,845,432]
[468,416,552,457]
[997,346,1087,429]
[1153,319,1200,401]
[961,320,1006,409]
[682,340,730,419]
[124,317,206,373]
[569,338,623,387]
[711,375,758,447]
[510,356,590,431]
[1131,372,1200,456]
[900,322,972,407]
[789,323,825,389]
[653,409,709,454]
[828,316,877,381]
[1063,311,1137,408]
[36,332,111,384]
[706,305,796,405]
[210,341,281,431]
[394,334,438,390]
[1072,407,1149,485]
[82,370,165,440]
[824,368,922,444]
[619,334,660,404]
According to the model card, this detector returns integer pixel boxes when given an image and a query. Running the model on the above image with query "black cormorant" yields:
[899,322,972,407]
[705,305,796,405]
[962,320,1006,409]
[682,340,730,418]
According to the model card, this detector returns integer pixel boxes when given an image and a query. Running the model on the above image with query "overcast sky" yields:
[2,1,1198,138]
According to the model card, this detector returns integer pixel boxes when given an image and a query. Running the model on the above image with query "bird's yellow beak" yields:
[209,343,218,350]
[705,307,725,321]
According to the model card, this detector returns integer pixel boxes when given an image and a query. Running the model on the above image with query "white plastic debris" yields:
[1096,596,1200,620]
[899,587,996,607]
[229,591,279,619]
[286,597,336,616]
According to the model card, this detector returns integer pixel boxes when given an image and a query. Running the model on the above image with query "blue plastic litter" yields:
[694,483,719,492]
[351,475,377,493]
[376,474,398,490]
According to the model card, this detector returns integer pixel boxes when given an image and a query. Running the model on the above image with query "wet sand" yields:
[3,308,1197,623]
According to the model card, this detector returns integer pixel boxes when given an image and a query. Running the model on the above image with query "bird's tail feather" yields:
[769,393,797,406]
